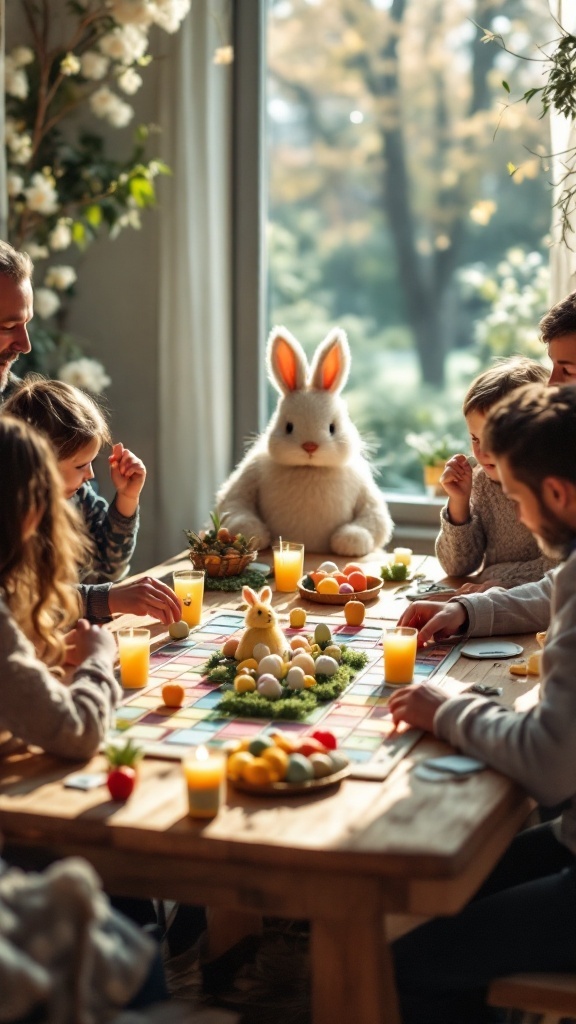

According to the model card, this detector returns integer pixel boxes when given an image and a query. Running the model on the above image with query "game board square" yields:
[340,695,379,707]
[341,747,373,763]
[173,707,206,720]
[344,732,383,751]
[165,729,204,745]
[217,722,263,738]
[355,718,393,734]
[122,725,166,740]
[193,693,224,709]
[368,705,393,719]
[113,706,145,721]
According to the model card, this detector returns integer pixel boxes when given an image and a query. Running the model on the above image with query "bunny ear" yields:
[309,327,351,394]
[267,326,308,395]
[242,586,257,606]
[259,586,272,604]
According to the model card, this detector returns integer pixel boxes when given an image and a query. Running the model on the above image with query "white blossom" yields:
[6,173,24,197]
[117,67,143,94]
[24,173,59,216]
[213,46,234,65]
[151,0,191,33]
[25,243,50,260]
[9,135,33,164]
[58,358,111,394]
[109,0,155,27]
[34,288,61,319]
[10,46,34,68]
[99,24,149,65]
[80,51,110,80]
[5,57,29,99]
[45,265,77,291]
[49,221,73,251]
[89,85,118,118]
[60,52,81,77]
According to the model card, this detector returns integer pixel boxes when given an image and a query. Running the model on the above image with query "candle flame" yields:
[196,744,209,762]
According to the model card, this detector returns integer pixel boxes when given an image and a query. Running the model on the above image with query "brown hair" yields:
[539,292,576,345]
[3,374,111,459]
[0,416,90,664]
[0,240,33,283]
[462,357,549,418]
[483,383,576,492]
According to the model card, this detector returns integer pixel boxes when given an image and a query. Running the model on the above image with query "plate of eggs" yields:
[297,560,383,604]
[226,729,351,795]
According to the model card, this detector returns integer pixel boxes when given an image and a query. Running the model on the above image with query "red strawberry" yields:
[311,729,337,750]
[107,766,137,801]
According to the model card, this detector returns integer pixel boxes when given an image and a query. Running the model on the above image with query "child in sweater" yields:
[435,356,555,590]
[0,414,119,760]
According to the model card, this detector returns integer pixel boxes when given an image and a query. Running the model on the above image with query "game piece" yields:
[234,586,288,660]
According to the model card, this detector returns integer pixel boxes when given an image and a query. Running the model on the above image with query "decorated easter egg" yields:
[291,652,315,676]
[286,666,306,690]
[323,644,342,662]
[258,654,284,678]
[222,637,240,658]
[318,560,339,574]
[317,577,340,595]
[289,607,307,628]
[234,674,256,694]
[338,582,354,596]
[257,674,283,699]
[169,620,190,640]
[285,754,314,783]
[252,643,270,662]
[314,655,339,676]
[309,753,335,779]
[248,735,274,757]
[314,623,332,645]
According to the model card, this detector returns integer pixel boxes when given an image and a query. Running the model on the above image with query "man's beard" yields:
[534,498,576,560]
[0,354,17,392]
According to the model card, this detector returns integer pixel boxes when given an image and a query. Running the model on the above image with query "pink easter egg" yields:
[339,582,354,595]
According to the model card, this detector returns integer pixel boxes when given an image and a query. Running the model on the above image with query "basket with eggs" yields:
[184,511,258,578]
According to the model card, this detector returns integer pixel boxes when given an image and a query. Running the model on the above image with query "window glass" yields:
[266,0,553,493]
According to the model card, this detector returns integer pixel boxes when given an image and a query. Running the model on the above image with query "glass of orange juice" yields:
[117,627,150,689]
[273,541,305,592]
[173,569,205,627]
[383,626,418,685]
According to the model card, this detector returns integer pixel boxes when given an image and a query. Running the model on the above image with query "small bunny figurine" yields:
[216,326,393,556]
[235,585,288,661]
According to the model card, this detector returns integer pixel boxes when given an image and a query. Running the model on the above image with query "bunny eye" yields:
[329,423,336,435]
[285,422,294,434]
[257,609,262,616]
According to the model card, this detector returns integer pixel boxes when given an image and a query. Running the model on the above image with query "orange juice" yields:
[273,543,304,592]
[173,570,204,627]
[183,746,226,817]
[383,627,417,685]
[117,628,150,688]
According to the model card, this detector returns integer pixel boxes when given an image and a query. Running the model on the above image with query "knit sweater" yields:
[0,594,120,760]
[435,551,576,853]
[436,464,558,586]
[73,482,139,584]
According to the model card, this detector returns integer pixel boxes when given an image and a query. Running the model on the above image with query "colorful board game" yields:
[110,611,463,780]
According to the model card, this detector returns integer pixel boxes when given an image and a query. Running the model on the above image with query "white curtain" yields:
[549,1,576,301]
[157,3,233,555]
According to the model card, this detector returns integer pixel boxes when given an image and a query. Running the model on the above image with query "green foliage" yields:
[381,563,409,582]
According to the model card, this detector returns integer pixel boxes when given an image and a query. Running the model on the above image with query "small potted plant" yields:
[406,432,461,496]
[184,511,258,578]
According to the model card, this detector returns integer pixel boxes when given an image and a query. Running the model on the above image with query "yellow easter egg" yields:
[316,577,340,595]
[237,658,258,672]
[290,607,307,628]
[227,751,254,780]
[222,637,240,658]
[269,729,297,753]
[234,674,257,693]
[303,674,317,689]
[262,746,289,781]
[243,757,274,785]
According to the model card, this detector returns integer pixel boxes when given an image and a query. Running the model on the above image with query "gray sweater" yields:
[436,465,557,586]
[435,551,576,853]
[0,595,120,760]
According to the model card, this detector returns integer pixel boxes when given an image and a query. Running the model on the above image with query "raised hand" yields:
[109,442,146,516]
[440,454,473,524]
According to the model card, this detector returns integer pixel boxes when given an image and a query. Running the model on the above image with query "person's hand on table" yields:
[398,599,468,646]
[108,576,181,624]
[388,684,448,732]
[452,580,499,595]
[64,618,116,666]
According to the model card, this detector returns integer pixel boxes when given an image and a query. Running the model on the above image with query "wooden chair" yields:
[488,971,576,1023]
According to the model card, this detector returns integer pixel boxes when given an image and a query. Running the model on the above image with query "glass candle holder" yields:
[117,627,150,689]
[273,542,305,592]
[173,569,205,627]
[383,626,418,686]
[182,746,227,818]
[393,547,413,567]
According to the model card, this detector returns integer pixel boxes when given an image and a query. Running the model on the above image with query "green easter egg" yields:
[285,753,314,783]
[314,623,331,645]
[169,620,190,640]
[248,736,274,757]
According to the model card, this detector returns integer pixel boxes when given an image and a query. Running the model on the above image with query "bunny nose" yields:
[302,442,318,454]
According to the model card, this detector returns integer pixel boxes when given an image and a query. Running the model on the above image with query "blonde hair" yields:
[3,375,111,459]
[463,357,549,418]
[0,416,89,665]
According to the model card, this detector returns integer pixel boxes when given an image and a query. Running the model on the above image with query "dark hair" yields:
[3,374,111,459]
[539,292,576,345]
[462,357,549,417]
[0,240,33,282]
[483,383,576,492]
[0,416,89,664]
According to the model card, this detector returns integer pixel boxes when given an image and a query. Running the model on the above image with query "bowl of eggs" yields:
[297,561,383,604]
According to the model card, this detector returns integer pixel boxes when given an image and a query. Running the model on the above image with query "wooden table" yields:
[0,550,539,1024]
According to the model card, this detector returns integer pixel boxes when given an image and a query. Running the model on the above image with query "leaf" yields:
[85,204,103,228]
[502,80,510,93]
[72,221,88,249]
[129,175,156,208]
[506,162,518,177]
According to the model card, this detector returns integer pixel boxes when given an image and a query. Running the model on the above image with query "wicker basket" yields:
[189,549,257,578]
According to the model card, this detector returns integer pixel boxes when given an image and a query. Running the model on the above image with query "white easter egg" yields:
[318,561,339,574]
[314,655,339,676]
[258,654,284,678]
[286,666,305,690]
[291,652,315,676]
[257,674,283,699]
[253,643,270,663]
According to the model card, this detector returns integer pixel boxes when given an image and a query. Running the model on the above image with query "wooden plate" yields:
[296,575,383,604]
[230,764,350,796]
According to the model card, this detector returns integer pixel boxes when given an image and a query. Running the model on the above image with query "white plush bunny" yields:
[216,326,393,556]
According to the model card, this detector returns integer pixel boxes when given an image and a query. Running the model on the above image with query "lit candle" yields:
[393,547,413,567]
[173,570,205,627]
[273,541,305,592]
[117,627,150,689]
[183,745,226,818]
[383,626,417,685]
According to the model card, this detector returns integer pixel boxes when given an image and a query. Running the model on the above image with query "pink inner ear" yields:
[320,345,341,390]
[275,337,299,391]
